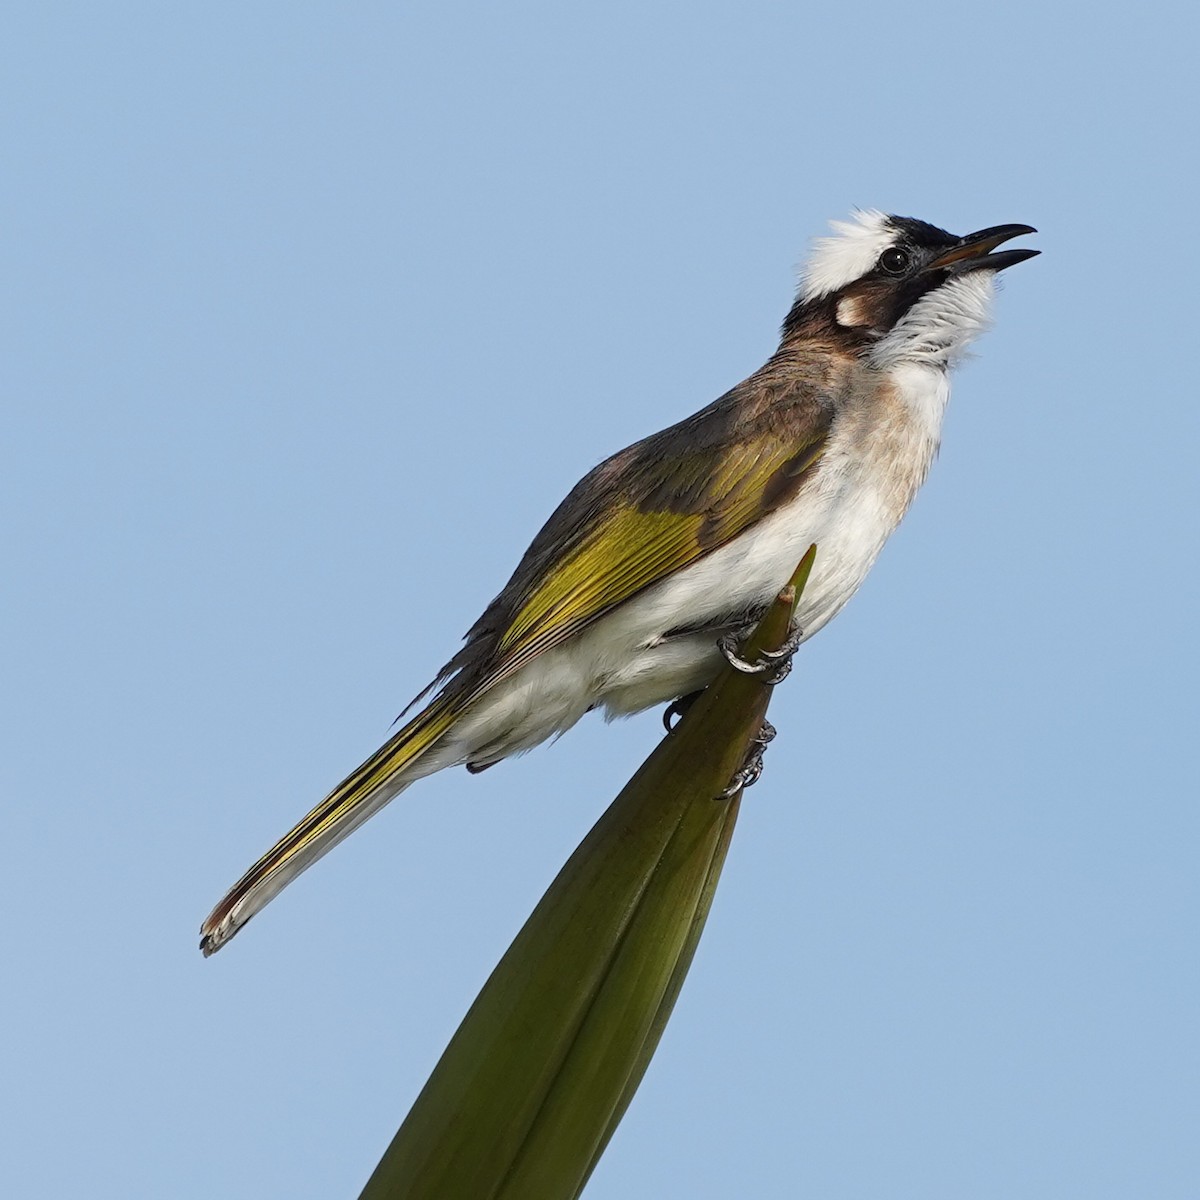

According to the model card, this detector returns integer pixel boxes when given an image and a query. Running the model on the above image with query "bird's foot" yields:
[719,720,777,799]
[662,689,704,733]
[717,627,802,685]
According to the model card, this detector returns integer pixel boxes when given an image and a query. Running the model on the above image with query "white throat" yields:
[871,271,998,368]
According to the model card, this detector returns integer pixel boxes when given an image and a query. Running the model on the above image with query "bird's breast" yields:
[788,361,949,629]
[609,361,950,650]
[524,362,951,720]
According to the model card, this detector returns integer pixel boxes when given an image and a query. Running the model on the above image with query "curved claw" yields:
[716,632,761,675]
[757,631,802,662]
[719,758,763,799]
[717,720,778,799]
[718,629,802,685]
[662,698,686,733]
[662,690,703,733]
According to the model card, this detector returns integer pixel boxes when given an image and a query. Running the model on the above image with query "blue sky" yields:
[3,3,1197,1197]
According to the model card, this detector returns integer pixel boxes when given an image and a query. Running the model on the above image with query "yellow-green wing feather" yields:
[488,432,827,685]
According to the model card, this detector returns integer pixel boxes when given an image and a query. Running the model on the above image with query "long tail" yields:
[200,694,461,956]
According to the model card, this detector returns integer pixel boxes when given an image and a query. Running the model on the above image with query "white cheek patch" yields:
[801,209,893,301]
[836,295,872,327]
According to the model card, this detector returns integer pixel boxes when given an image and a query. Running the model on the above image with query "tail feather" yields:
[200,696,460,955]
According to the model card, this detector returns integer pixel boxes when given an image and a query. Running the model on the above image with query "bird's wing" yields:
[440,371,836,704]
[199,369,835,955]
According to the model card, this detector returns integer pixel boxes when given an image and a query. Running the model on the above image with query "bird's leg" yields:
[662,689,704,733]
[717,626,803,685]
[718,720,777,799]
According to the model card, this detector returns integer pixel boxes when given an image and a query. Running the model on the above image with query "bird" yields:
[200,210,1038,955]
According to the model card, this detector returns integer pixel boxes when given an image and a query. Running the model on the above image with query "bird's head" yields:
[784,211,1038,367]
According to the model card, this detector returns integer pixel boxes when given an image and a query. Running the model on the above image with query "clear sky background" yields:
[3,3,1197,1197]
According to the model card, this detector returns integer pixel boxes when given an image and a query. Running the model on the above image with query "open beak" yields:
[928,224,1039,274]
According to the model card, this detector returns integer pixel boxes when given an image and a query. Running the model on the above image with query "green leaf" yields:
[359,547,817,1200]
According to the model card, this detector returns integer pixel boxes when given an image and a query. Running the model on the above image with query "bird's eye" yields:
[878,246,911,275]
